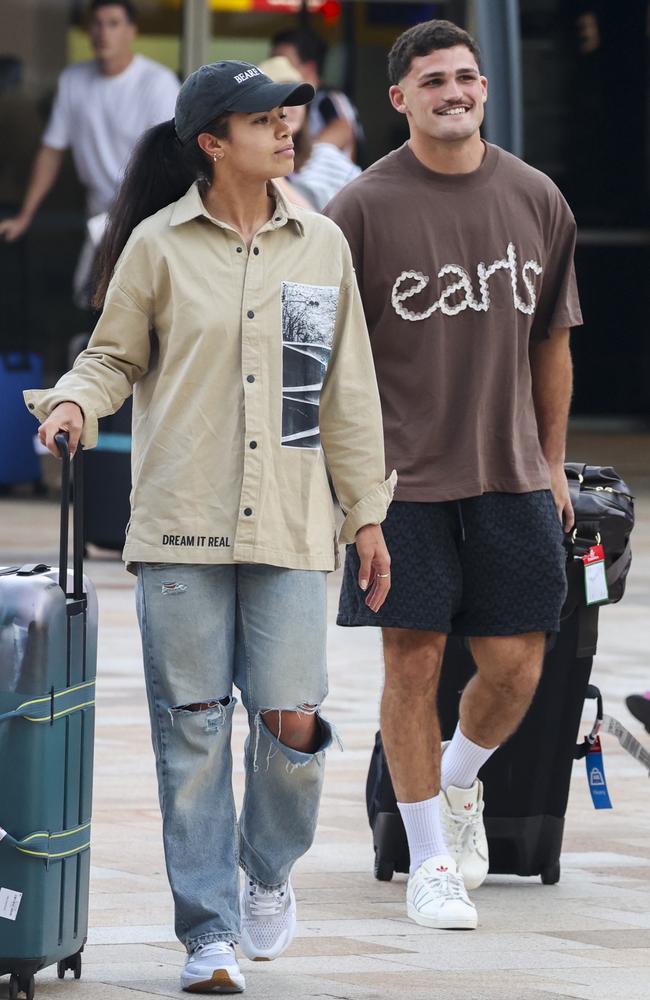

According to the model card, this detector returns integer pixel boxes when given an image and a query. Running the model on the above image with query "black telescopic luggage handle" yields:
[54,432,84,600]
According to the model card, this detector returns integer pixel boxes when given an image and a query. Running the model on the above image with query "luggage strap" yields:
[575,684,650,777]
[600,714,650,777]
[0,680,95,725]
[0,821,91,861]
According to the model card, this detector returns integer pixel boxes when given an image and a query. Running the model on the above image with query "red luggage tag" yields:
[585,734,612,809]
[583,544,609,606]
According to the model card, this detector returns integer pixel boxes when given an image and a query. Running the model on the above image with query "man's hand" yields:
[355,523,391,613]
[549,462,574,532]
[0,214,31,242]
[38,402,84,458]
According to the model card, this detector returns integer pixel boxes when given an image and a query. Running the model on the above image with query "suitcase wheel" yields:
[541,860,561,885]
[57,951,82,981]
[9,973,34,1000]
[373,852,395,882]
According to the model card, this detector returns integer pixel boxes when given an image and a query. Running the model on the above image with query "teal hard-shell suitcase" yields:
[0,436,96,999]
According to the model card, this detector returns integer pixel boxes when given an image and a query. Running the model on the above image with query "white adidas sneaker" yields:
[440,779,489,890]
[406,854,477,929]
[180,941,245,993]
[239,878,297,961]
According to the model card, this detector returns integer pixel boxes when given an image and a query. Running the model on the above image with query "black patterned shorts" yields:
[337,491,567,636]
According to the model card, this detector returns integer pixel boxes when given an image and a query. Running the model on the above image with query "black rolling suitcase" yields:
[67,335,132,552]
[367,463,635,885]
[0,435,97,999]
[83,397,132,551]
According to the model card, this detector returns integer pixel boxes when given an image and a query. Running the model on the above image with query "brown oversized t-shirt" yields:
[325,141,583,501]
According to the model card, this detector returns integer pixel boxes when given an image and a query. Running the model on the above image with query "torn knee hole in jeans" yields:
[253,704,341,772]
[168,696,234,732]
[260,704,319,746]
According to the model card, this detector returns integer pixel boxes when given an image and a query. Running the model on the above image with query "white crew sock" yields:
[397,795,448,875]
[441,723,498,791]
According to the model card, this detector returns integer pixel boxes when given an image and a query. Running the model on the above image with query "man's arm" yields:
[0,146,65,242]
[529,327,574,530]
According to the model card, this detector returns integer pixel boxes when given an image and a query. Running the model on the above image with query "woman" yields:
[259,56,361,211]
[25,61,394,995]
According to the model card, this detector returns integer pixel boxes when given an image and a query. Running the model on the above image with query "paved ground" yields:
[1,431,649,999]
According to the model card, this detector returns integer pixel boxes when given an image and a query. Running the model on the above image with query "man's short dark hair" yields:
[90,0,137,24]
[271,28,327,75]
[388,19,481,85]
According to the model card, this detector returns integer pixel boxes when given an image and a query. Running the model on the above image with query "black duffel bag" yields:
[564,462,634,609]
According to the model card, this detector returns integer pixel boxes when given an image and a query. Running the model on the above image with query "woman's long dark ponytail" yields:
[93,114,229,307]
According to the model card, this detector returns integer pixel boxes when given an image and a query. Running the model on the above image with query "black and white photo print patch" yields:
[280,281,339,449]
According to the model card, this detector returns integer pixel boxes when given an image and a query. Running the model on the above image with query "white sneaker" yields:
[406,855,477,929]
[440,778,489,890]
[181,941,245,993]
[239,878,296,961]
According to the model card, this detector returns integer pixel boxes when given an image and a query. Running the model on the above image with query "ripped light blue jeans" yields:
[135,563,333,951]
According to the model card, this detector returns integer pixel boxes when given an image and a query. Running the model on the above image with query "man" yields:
[326,19,582,930]
[0,0,179,305]
[271,27,364,162]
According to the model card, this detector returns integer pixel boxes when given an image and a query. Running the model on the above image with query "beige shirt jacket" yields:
[25,183,395,571]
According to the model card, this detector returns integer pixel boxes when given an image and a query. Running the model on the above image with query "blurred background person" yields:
[0,57,42,220]
[0,0,179,307]
[259,56,360,212]
[270,26,364,164]
[0,55,43,353]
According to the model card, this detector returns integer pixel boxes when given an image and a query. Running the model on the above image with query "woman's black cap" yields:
[175,60,314,145]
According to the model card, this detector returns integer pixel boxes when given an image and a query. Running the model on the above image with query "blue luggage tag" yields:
[586,735,612,809]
